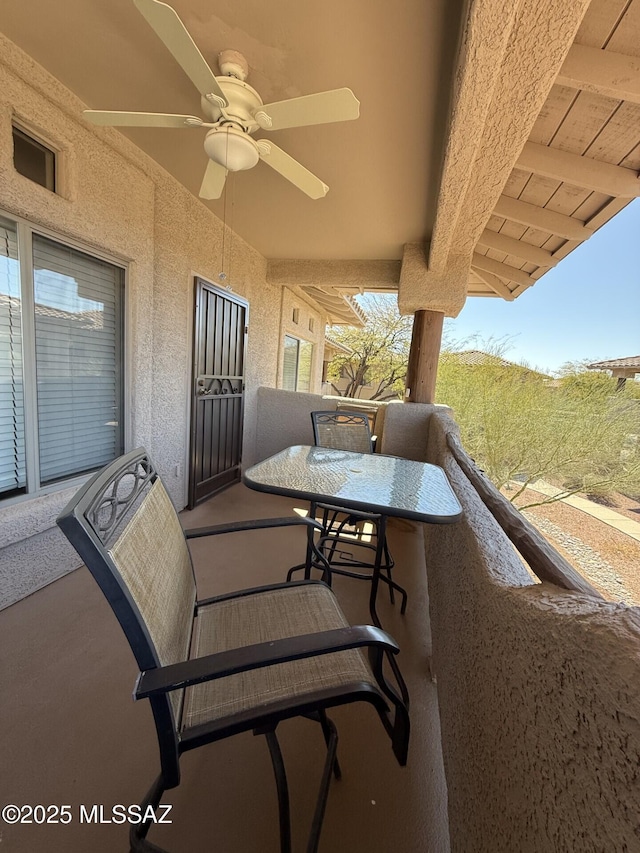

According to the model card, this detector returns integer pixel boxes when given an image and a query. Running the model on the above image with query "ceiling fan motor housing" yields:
[200,76,263,132]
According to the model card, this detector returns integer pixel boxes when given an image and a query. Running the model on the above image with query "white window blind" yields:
[282,335,299,391]
[32,234,124,484]
[282,334,313,393]
[0,220,25,496]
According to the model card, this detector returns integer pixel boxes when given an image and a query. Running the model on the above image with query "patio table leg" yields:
[369,515,409,707]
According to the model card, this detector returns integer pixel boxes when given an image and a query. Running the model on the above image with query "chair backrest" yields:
[57,448,197,737]
[311,410,374,454]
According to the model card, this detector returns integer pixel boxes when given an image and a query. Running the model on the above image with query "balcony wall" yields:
[425,410,640,852]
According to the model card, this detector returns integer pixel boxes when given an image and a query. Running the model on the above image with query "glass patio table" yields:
[243,444,463,628]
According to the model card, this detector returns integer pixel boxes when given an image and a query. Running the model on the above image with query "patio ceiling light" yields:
[203,126,260,172]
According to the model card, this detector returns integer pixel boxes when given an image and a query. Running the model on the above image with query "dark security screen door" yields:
[189,278,248,507]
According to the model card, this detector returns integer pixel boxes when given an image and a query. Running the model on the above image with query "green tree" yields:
[326,295,413,400]
[436,347,640,506]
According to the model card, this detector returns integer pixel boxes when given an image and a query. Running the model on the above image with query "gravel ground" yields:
[521,511,634,602]
[508,488,640,604]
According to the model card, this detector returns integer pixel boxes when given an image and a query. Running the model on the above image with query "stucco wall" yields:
[0,34,284,609]
[251,386,335,464]
[424,411,640,852]
[278,288,326,392]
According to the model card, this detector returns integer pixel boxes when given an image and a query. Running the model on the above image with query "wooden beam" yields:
[558,44,640,105]
[516,142,640,198]
[471,267,515,301]
[405,310,444,404]
[477,229,558,267]
[493,195,593,240]
[472,253,535,288]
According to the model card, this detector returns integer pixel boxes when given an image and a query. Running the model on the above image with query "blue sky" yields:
[444,199,640,375]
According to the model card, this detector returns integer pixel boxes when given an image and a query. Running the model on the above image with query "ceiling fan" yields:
[84,0,360,200]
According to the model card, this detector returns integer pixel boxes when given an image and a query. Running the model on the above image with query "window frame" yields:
[11,121,59,194]
[0,208,128,506]
[282,334,314,393]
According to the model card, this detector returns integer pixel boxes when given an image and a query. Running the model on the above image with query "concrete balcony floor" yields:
[0,484,449,853]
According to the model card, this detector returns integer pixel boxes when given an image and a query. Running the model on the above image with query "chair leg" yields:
[316,709,341,780]
[265,729,292,853]
[129,774,168,852]
[306,714,339,853]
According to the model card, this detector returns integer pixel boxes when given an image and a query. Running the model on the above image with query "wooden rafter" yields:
[493,196,594,240]
[558,44,640,105]
[477,229,558,267]
[472,253,534,288]
[516,142,640,197]
[471,266,515,300]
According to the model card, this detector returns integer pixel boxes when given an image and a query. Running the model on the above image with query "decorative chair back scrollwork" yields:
[57,447,409,853]
[311,410,374,454]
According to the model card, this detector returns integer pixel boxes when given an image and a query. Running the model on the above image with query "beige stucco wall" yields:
[277,288,325,392]
[424,411,640,852]
[0,34,287,609]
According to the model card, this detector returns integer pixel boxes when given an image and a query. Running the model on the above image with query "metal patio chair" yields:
[56,447,409,853]
[288,411,407,614]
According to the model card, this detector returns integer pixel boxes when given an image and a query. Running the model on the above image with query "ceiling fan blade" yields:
[133,0,228,106]
[84,110,203,127]
[256,88,360,131]
[258,142,328,199]
[199,159,228,199]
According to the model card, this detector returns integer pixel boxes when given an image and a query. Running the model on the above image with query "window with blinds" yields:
[0,220,25,497]
[282,334,313,393]
[0,214,124,500]
[33,235,124,484]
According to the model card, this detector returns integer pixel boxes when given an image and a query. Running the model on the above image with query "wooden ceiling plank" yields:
[472,253,535,288]
[516,141,640,196]
[487,214,507,231]
[478,229,558,266]
[540,234,566,253]
[571,190,611,222]
[529,84,580,145]
[499,222,530,243]
[503,169,532,198]
[518,174,563,208]
[549,90,619,155]
[584,196,632,229]
[585,105,640,166]
[544,183,593,216]
[621,140,640,170]
[605,0,640,55]
[575,0,632,48]
[471,266,516,301]
[493,195,594,239]
[508,224,559,249]
[558,44,640,104]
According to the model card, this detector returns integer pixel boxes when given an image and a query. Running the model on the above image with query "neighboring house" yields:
[587,355,640,390]
[441,349,550,377]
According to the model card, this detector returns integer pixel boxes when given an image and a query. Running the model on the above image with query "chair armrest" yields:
[184,516,324,539]
[134,625,399,700]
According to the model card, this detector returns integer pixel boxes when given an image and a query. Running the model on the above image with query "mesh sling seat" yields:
[287,411,407,614]
[56,448,409,853]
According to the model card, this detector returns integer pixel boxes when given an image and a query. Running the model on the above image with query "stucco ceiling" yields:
[2,0,639,312]
[0,0,463,261]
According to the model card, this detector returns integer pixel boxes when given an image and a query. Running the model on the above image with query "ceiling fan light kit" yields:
[85,0,360,199]
[204,127,259,171]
